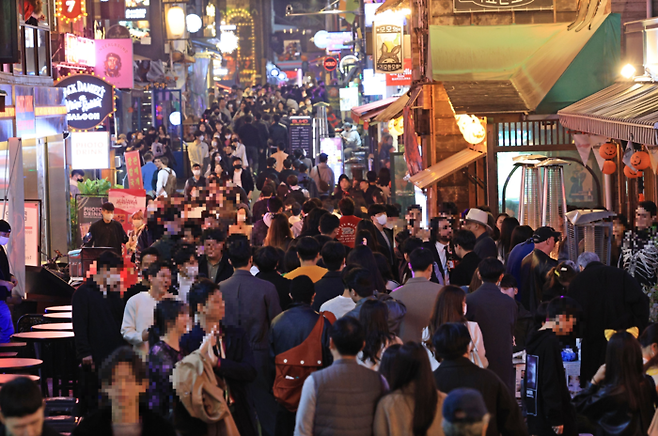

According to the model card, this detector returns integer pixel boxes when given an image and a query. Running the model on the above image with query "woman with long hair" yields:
[373,342,445,436]
[299,208,328,238]
[574,331,658,435]
[374,251,400,291]
[423,285,487,370]
[542,261,578,301]
[639,323,658,377]
[358,299,402,370]
[509,225,534,252]
[356,219,383,252]
[148,299,190,423]
[497,216,519,263]
[263,213,293,251]
[356,230,379,253]
[346,245,387,293]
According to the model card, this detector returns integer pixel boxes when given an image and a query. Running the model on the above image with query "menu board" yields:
[289,116,313,158]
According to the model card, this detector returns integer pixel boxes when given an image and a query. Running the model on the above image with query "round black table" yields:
[43,312,72,320]
[0,374,40,384]
[0,358,42,370]
[45,305,72,313]
[32,323,73,331]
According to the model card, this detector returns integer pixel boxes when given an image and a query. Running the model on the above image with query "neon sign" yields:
[55,74,115,130]
[64,34,96,66]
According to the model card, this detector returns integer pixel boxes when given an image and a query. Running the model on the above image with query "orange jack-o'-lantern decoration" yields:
[602,160,616,175]
[624,165,643,178]
[599,142,617,160]
[631,151,651,170]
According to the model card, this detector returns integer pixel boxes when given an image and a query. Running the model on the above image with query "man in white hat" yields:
[463,208,497,260]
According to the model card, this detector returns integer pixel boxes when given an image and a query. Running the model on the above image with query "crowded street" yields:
[0,0,657,434]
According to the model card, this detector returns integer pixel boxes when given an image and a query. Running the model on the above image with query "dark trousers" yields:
[251,349,278,436]
[275,404,296,436]
[77,364,99,417]
[246,146,259,174]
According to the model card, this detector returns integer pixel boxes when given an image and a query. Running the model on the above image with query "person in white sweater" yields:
[121,262,172,358]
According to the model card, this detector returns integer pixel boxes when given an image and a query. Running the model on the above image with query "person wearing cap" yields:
[84,202,129,255]
[463,209,497,261]
[442,388,490,436]
[568,252,648,388]
[0,220,19,344]
[340,122,361,159]
[70,170,85,199]
[433,323,526,436]
[519,226,560,314]
[310,153,335,196]
[269,276,332,435]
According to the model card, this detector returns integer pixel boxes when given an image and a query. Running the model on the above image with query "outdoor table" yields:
[0,374,40,384]
[0,342,27,348]
[0,358,42,370]
[45,305,72,313]
[11,331,75,396]
[0,352,18,357]
[43,312,72,320]
[32,323,73,331]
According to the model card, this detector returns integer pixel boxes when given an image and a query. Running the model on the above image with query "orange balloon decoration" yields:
[602,160,616,175]
[599,142,617,160]
[624,165,643,178]
[631,151,651,170]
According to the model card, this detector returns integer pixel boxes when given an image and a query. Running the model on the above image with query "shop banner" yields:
[125,151,143,189]
[0,200,40,267]
[386,59,412,86]
[289,116,313,159]
[374,19,404,74]
[95,39,134,89]
[76,195,107,243]
[56,74,115,130]
[70,131,110,170]
[108,189,146,233]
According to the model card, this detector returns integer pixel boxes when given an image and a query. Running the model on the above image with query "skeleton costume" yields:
[620,228,658,321]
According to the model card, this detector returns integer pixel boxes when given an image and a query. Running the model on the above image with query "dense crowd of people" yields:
[29,84,658,436]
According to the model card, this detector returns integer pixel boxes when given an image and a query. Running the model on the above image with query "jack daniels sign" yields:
[453,0,553,13]
[56,74,115,130]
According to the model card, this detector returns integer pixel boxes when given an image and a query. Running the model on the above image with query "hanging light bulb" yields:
[455,114,486,145]
[167,6,186,39]
[217,31,239,53]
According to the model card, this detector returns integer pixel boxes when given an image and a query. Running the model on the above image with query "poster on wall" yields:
[124,151,143,189]
[386,59,412,86]
[339,87,360,111]
[0,200,39,267]
[289,116,313,158]
[108,189,146,233]
[76,196,107,246]
[373,19,404,74]
[56,74,115,130]
[95,39,134,89]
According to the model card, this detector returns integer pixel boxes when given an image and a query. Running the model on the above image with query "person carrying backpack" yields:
[154,156,177,198]
[269,275,334,435]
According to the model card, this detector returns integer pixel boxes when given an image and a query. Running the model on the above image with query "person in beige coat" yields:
[374,342,446,436]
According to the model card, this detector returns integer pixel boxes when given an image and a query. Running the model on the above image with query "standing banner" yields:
[95,39,134,89]
[124,151,143,189]
[373,18,404,74]
[76,196,107,243]
[108,189,146,233]
[5,138,25,296]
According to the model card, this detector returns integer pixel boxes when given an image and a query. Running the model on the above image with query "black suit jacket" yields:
[375,227,395,269]
[312,270,344,311]
[198,254,234,284]
[256,168,280,191]
[256,270,292,311]
[229,169,254,194]
[451,251,481,286]
[466,282,518,394]
[434,357,527,436]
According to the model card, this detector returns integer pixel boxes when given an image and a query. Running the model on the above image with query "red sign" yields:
[324,57,338,72]
[124,151,144,190]
[56,0,85,23]
[386,58,412,86]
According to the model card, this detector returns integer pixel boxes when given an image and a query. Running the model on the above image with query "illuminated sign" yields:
[386,58,412,85]
[125,8,147,19]
[454,0,553,12]
[55,74,115,130]
[35,106,68,116]
[339,55,358,74]
[0,107,15,118]
[15,88,35,135]
[70,132,111,169]
[339,87,359,111]
[124,0,149,20]
[56,0,86,23]
[314,31,353,54]
[363,69,387,96]
[373,20,404,74]
[64,34,96,66]
[323,57,337,72]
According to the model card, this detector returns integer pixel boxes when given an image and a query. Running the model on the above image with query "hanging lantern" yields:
[624,165,642,178]
[631,151,651,170]
[602,160,616,175]
[388,116,403,136]
[599,142,617,160]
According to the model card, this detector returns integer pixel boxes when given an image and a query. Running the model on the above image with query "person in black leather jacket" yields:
[520,227,560,313]
[269,275,333,436]
[573,331,658,436]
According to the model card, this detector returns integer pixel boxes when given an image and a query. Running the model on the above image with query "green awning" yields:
[429,13,620,114]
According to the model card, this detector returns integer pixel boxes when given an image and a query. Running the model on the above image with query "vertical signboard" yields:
[70,132,110,170]
[289,116,313,158]
[108,189,146,233]
[374,19,404,74]
[14,87,35,136]
[124,151,143,189]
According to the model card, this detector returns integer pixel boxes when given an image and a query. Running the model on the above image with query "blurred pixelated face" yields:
[151,268,171,294]
[340,178,350,190]
[132,218,143,229]
[174,310,191,334]
[636,206,653,230]
[1,405,45,436]
[204,239,224,261]
[103,362,148,414]
[612,219,626,240]
[496,215,506,231]
[500,287,516,300]
[359,181,369,192]
[437,219,452,242]
[408,208,422,223]
[553,314,576,336]
[204,290,225,322]
[141,254,158,272]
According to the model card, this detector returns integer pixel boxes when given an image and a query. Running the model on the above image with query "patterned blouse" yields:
[148,340,184,422]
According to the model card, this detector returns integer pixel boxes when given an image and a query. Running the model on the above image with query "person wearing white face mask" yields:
[183,163,206,200]
[369,204,396,276]
[186,130,209,174]
[84,202,128,256]
[173,245,199,305]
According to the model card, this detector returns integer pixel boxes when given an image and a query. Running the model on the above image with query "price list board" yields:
[289,116,313,157]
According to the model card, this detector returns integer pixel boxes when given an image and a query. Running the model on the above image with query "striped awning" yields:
[558,81,658,146]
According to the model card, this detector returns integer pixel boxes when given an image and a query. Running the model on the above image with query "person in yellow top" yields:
[285,237,328,283]
[640,323,658,378]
